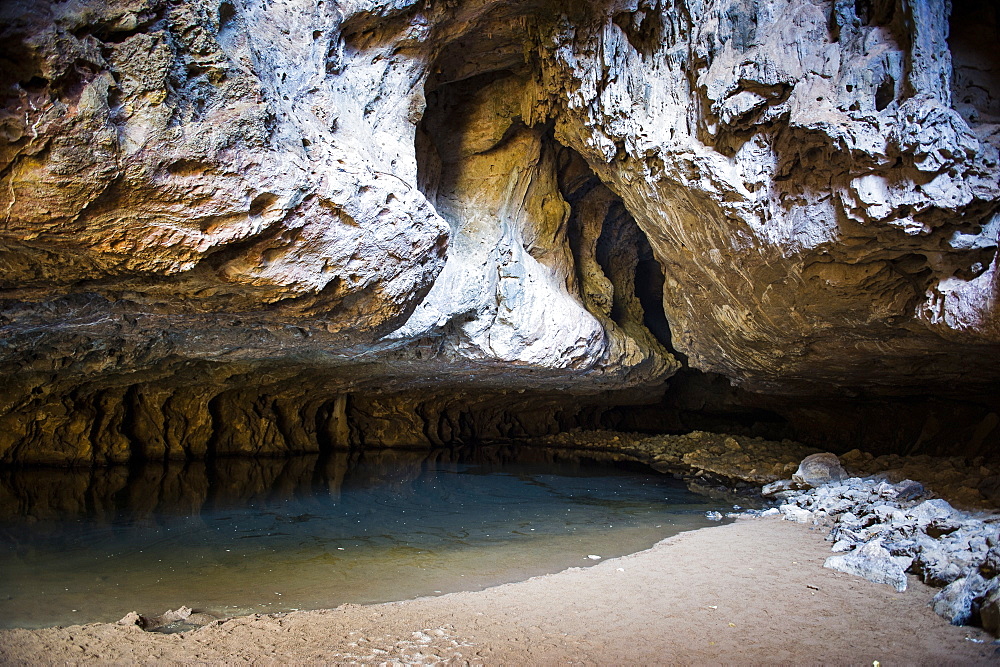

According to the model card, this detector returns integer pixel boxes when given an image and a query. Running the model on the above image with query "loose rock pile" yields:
[528,430,1000,633]
[527,430,819,484]
[760,454,1000,635]
[527,430,1000,508]
[840,449,1000,509]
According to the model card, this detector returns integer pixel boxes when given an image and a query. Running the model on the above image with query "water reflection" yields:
[0,447,733,630]
[0,446,658,523]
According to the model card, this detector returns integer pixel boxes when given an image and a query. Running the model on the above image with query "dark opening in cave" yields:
[634,230,678,356]
[949,0,1000,124]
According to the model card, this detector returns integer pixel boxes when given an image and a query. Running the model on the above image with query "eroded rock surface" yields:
[1,0,998,462]
[540,0,1000,393]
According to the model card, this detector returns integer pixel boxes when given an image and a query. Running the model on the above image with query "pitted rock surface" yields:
[1,0,999,462]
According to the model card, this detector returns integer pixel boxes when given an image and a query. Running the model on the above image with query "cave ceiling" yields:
[0,0,998,462]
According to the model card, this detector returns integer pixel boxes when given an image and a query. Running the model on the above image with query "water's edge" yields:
[0,448,757,631]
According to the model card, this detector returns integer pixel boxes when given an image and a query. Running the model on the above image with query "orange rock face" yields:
[0,0,998,462]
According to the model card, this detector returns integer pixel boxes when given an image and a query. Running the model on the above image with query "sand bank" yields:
[1,517,995,664]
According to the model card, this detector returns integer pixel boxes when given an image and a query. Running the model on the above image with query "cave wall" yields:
[541,0,1000,393]
[0,0,998,463]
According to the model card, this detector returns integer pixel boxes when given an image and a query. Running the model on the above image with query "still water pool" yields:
[0,447,735,629]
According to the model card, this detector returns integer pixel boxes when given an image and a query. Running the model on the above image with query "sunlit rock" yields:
[0,0,998,462]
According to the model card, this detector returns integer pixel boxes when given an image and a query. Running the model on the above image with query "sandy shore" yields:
[1,517,995,664]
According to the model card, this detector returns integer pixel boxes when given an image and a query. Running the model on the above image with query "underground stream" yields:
[0,446,750,630]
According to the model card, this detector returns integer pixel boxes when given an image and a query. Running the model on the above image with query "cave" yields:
[1,0,1000,661]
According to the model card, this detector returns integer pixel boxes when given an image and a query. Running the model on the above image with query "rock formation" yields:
[0,0,998,463]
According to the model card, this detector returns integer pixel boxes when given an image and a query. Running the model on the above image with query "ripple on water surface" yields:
[0,447,736,629]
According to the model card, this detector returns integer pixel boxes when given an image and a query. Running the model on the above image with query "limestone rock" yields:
[931,574,998,626]
[980,545,1000,578]
[137,606,194,631]
[544,0,1000,394]
[779,504,813,524]
[159,606,193,624]
[0,0,999,462]
[824,539,912,592]
[761,479,796,498]
[908,499,958,527]
[768,472,1000,630]
[792,453,847,488]
[116,611,142,627]
[980,587,1000,637]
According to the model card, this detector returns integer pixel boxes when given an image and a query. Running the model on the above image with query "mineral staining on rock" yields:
[0,0,999,462]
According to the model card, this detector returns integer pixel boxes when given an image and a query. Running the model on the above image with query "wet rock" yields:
[824,540,912,593]
[159,606,193,624]
[183,612,221,627]
[792,454,847,489]
[116,611,142,627]
[138,606,194,631]
[532,430,819,486]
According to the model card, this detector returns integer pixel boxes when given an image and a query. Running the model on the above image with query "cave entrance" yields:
[0,447,737,630]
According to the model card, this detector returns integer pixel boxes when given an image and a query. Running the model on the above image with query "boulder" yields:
[831,539,855,553]
[913,538,965,587]
[137,606,194,631]
[116,611,142,627]
[980,587,1000,636]
[159,606,193,624]
[931,574,997,626]
[779,505,814,524]
[908,499,957,527]
[186,612,223,627]
[981,546,1000,578]
[824,539,912,592]
[761,479,796,497]
[926,518,962,539]
[894,480,927,502]
[792,453,847,489]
